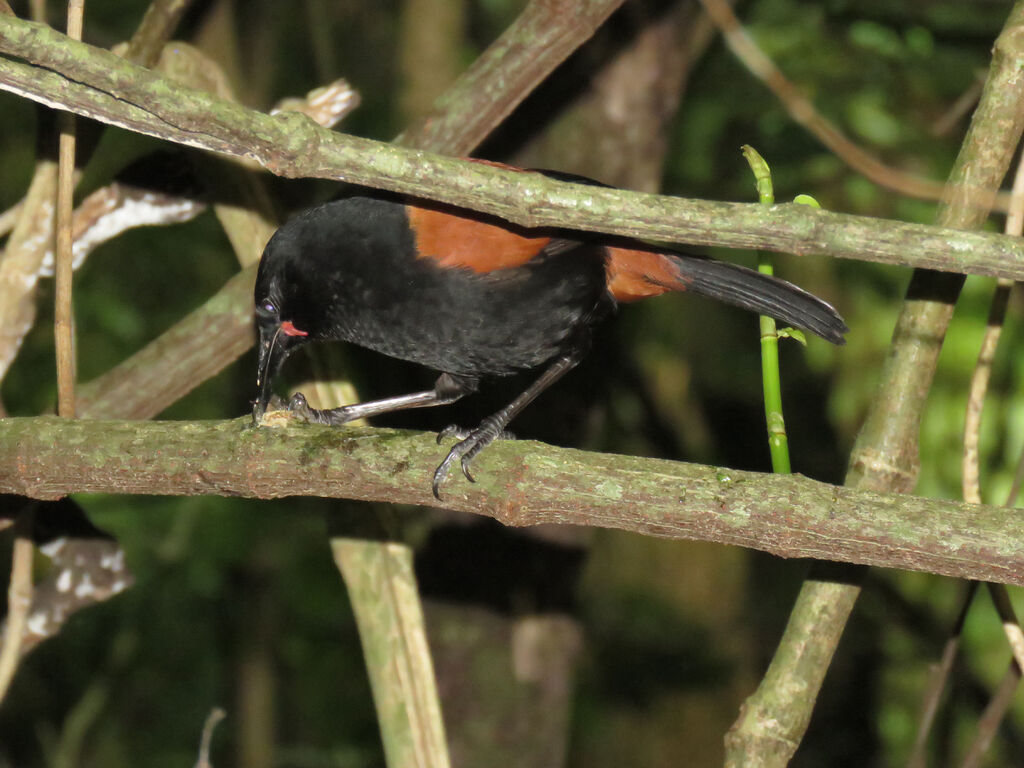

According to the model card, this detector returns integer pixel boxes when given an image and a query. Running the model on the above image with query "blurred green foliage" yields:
[2,0,1024,766]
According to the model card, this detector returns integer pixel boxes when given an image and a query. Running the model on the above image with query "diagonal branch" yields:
[397,0,628,155]
[697,0,1014,211]
[75,266,256,420]
[122,0,195,68]
[2,16,1024,279]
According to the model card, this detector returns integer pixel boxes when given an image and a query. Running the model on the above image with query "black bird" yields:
[253,173,846,497]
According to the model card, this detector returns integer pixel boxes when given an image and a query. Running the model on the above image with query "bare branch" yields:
[1,417,1024,587]
[53,0,84,418]
[74,266,256,420]
[3,16,1024,279]
[332,540,451,768]
[0,162,57,384]
[397,0,628,155]
[193,707,226,768]
[963,152,1024,504]
[987,583,1024,672]
[123,0,196,68]
[960,661,1023,768]
[906,581,979,768]
[0,507,33,704]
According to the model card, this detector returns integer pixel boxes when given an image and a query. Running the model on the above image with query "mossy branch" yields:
[1,15,1023,278]
[1,416,1023,587]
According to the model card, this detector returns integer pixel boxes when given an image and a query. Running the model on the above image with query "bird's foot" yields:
[286,392,361,426]
[432,419,513,499]
[286,392,321,423]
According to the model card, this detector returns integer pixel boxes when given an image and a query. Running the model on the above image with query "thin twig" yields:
[0,161,58,385]
[123,0,196,68]
[932,75,985,137]
[193,707,226,768]
[1006,444,1024,507]
[698,0,1013,212]
[960,660,1022,768]
[960,279,1013,502]
[987,583,1024,672]
[331,541,450,768]
[55,0,85,418]
[961,277,1011,502]
[906,581,979,768]
[0,506,36,704]
[963,155,1024,504]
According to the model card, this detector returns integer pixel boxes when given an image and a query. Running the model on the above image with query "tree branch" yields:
[396,0,627,154]
[74,266,256,420]
[1,416,1023,587]
[2,15,1024,279]
[122,0,195,68]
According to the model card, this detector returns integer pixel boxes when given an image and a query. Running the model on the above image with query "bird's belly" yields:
[337,254,608,376]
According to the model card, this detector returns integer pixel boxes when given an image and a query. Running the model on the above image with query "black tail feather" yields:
[670,253,848,344]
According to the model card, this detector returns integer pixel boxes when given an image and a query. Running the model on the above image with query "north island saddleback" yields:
[253,168,847,498]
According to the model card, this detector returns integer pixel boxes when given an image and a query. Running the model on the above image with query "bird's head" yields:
[252,229,320,424]
[251,198,384,423]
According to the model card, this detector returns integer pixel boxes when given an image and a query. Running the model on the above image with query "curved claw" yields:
[432,436,481,499]
[432,450,459,499]
[431,419,511,498]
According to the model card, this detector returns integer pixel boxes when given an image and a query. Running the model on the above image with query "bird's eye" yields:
[257,299,278,317]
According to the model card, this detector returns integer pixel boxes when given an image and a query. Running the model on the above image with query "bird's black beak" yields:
[253,320,296,425]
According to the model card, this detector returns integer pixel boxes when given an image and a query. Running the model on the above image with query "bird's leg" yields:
[288,373,478,426]
[433,349,584,498]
